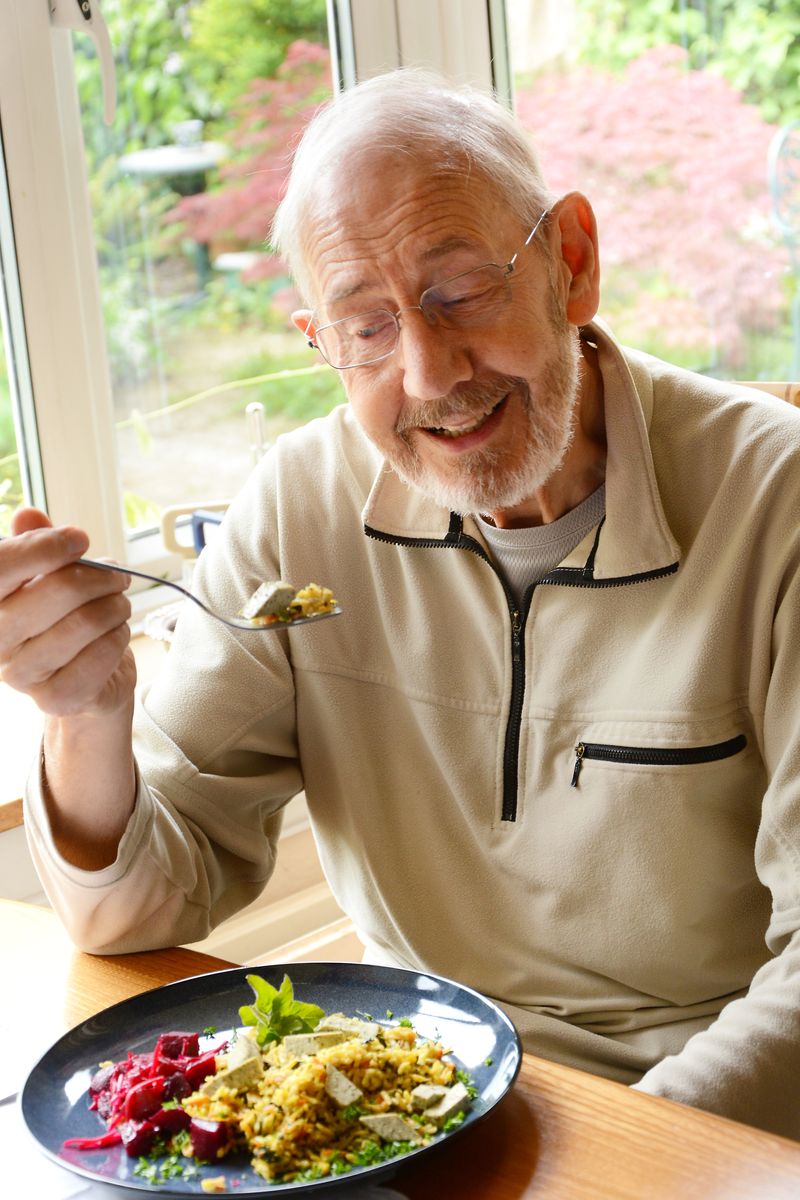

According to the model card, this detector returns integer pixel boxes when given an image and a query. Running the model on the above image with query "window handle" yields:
[49,0,117,126]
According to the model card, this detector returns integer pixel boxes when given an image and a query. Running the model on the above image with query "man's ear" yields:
[291,309,317,343]
[550,192,600,325]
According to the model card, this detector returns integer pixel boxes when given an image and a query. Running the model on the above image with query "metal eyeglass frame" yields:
[304,207,551,370]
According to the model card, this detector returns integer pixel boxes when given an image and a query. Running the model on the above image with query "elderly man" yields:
[4,71,800,1140]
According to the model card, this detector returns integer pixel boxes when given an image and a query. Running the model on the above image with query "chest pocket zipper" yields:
[570,733,747,787]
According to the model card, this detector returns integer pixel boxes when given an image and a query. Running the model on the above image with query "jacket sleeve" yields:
[634,530,800,1141]
[24,463,305,954]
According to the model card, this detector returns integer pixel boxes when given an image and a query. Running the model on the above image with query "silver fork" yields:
[2,538,341,632]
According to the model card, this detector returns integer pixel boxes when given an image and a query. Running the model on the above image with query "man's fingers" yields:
[0,559,130,658]
[1,591,132,693]
[28,624,134,718]
[0,523,90,600]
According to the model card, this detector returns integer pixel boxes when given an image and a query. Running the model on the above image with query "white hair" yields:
[271,69,554,303]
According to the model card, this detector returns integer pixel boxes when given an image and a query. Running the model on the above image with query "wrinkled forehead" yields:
[297,147,510,306]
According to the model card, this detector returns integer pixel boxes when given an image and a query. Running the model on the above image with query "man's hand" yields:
[0,508,136,715]
[2,508,138,869]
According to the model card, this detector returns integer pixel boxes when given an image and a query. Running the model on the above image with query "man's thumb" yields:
[11,506,53,535]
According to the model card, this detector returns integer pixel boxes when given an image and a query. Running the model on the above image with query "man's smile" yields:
[422,393,509,440]
[409,394,514,458]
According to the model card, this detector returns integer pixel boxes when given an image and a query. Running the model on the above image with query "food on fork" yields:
[239,580,337,625]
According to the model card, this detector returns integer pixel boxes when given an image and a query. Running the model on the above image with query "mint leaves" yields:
[238,973,325,1046]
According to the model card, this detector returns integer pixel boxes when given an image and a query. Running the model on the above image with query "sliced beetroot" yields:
[151,1106,191,1136]
[163,1070,194,1102]
[123,1076,166,1122]
[189,1117,232,1160]
[154,1032,201,1060]
[63,1129,123,1151]
[183,1049,219,1088]
[88,1064,115,1096]
[69,1029,229,1162]
[118,1118,158,1157]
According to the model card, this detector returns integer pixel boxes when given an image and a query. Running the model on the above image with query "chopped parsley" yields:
[352,1138,416,1167]
[294,1164,326,1182]
[133,1152,202,1185]
[442,1111,466,1133]
[330,1154,352,1176]
[398,1017,414,1028]
[456,1068,479,1100]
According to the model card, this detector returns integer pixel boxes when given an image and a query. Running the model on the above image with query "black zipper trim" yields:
[365,518,528,821]
[571,733,747,787]
[364,515,680,822]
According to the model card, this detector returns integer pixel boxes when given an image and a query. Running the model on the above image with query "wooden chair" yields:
[738,381,800,406]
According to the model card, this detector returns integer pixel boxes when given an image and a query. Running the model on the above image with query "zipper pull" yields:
[571,743,585,788]
[511,611,522,662]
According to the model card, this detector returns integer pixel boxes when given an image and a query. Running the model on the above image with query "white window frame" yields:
[0,1,125,559]
[0,0,509,568]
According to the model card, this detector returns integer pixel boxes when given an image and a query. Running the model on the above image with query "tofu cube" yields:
[423,1081,471,1127]
[225,1032,261,1069]
[239,581,295,620]
[410,1083,448,1110]
[324,1064,363,1107]
[281,1030,349,1057]
[359,1113,424,1143]
[200,1053,263,1097]
[318,1013,380,1042]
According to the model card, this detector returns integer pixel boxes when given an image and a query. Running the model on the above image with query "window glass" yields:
[0,132,29,538]
[506,0,800,381]
[73,0,339,536]
[0,318,19,537]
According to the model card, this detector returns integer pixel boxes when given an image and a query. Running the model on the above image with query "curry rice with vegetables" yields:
[186,1014,470,1182]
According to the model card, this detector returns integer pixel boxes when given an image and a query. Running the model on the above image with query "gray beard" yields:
[387,326,581,516]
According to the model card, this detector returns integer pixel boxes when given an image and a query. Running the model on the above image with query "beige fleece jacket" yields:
[25,321,800,1139]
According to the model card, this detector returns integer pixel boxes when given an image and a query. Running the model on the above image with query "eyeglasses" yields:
[305,208,550,370]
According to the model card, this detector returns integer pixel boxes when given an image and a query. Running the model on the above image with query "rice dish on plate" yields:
[183,1015,468,1183]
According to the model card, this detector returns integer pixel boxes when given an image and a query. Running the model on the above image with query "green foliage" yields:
[0,353,22,533]
[123,490,162,532]
[231,352,343,425]
[88,159,175,265]
[575,0,800,123]
[73,0,219,167]
[0,475,22,536]
[185,0,328,111]
[0,374,14,457]
[98,266,170,390]
[239,973,325,1047]
[187,275,290,335]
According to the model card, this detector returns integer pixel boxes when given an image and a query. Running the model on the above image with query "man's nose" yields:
[396,308,474,400]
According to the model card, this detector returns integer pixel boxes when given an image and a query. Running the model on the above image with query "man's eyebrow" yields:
[325,237,487,307]
[327,279,371,306]
[419,236,484,262]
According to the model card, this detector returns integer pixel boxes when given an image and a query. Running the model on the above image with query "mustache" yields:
[395,374,526,434]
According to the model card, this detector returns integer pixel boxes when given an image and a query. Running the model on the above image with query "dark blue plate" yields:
[21,961,521,1195]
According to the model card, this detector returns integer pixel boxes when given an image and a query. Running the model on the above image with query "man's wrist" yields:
[42,704,137,870]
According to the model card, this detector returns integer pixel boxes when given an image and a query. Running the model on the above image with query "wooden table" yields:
[5,899,800,1199]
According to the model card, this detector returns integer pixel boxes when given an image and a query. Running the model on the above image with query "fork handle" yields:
[77,556,193,602]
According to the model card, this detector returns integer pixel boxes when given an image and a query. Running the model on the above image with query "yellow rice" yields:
[182,1024,457,1182]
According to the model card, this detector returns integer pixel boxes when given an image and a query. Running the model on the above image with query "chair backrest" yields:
[738,381,800,406]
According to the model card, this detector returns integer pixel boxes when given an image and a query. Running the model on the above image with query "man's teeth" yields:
[427,397,504,438]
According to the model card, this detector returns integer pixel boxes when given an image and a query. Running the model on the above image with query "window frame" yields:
[0,0,509,568]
